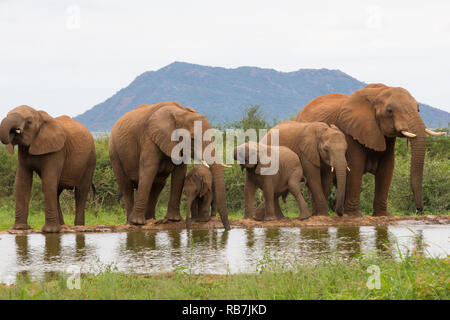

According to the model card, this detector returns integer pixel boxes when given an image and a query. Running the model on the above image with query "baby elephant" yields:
[0,105,96,233]
[183,165,216,229]
[234,142,311,221]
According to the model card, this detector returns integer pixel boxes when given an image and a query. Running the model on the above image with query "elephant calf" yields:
[234,142,311,221]
[183,164,217,229]
[0,105,96,233]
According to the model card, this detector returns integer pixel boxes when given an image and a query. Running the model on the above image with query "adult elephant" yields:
[109,101,230,230]
[296,83,444,216]
[259,121,348,216]
[0,105,96,232]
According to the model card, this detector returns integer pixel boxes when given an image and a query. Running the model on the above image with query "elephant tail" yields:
[282,191,288,203]
[91,183,97,199]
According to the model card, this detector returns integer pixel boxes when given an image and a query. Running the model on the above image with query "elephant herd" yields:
[0,84,444,232]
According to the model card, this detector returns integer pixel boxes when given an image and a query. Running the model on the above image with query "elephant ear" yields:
[147,106,180,158]
[29,111,66,155]
[337,87,387,152]
[294,124,328,168]
[199,173,211,198]
[4,144,14,154]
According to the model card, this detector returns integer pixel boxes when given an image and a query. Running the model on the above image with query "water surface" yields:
[0,224,448,284]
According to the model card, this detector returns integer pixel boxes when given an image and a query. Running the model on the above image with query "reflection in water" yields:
[44,234,62,262]
[15,235,30,264]
[0,224,448,284]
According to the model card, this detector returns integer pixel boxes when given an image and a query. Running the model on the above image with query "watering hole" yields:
[0,224,448,284]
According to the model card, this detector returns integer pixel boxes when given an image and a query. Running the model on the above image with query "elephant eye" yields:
[386,108,393,115]
[324,147,329,153]
[26,120,32,126]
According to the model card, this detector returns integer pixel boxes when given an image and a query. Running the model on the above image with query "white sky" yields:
[1,0,449,120]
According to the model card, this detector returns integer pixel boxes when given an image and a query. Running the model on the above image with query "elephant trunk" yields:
[210,163,230,230]
[334,163,347,216]
[407,115,427,213]
[185,194,194,229]
[0,114,21,145]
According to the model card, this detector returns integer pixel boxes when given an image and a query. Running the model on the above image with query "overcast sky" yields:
[1,0,450,120]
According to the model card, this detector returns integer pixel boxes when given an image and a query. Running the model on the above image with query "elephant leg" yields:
[321,166,333,204]
[74,186,89,226]
[191,198,199,221]
[274,195,284,219]
[74,164,95,226]
[254,202,265,220]
[145,179,167,220]
[288,168,311,220]
[129,148,161,225]
[110,153,134,221]
[303,160,328,216]
[373,139,395,216]
[41,164,63,233]
[165,164,186,221]
[57,189,64,226]
[244,172,256,220]
[262,176,276,221]
[12,163,33,230]
[343,137,366,217]
[197,192,213,222]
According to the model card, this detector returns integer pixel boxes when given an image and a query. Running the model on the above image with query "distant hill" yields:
[74,62,450,131]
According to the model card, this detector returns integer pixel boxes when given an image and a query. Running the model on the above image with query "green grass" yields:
[1,253,448,300]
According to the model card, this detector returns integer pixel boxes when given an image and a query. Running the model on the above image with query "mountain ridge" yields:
[74,62,450,131]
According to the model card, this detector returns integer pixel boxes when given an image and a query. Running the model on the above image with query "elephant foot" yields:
[42,223,62,233]
[145,213,156,220]
[128,213,146,225]
[275,211,285,220]
[252,215,264,221]
[74,219,85,226]
[192,216,211,223]
[264,215,276,221]
[343,211,363,217]
[314,211,330,217]
[155,218,170,225]
[298,212,312,220]
[11,223,31,230]
[164,211,182,222]
[373,211,392,217]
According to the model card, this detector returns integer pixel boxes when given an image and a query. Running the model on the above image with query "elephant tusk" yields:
[221,163,232,168]
[201,160,210,168]
[331,166,334,172]
[15,129,21,134]
[425,128,445,136]
[347,166,351,172]
[401,131,416,138]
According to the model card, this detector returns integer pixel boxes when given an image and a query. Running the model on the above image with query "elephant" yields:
[0,105,96,233]
[109,101,230,230]
[183,164,216,229]
[296,83,444,216]
[234,141,311,221]
[259,121,348,216]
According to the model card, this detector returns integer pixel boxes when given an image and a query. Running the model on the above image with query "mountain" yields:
[74,62,450,131]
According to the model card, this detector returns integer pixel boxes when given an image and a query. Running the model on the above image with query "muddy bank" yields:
[2,215,449,234]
